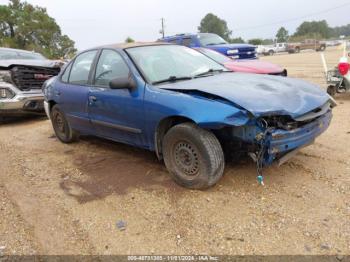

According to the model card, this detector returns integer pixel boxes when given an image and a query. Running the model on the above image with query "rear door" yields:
[88,49,146,147]
[57,50,98,133]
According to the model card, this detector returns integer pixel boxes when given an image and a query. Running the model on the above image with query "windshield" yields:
[17,51,46,60]
[0,49,45,60]
[198,33,227,46]
[197,48,232,64]
[126,45,227,84]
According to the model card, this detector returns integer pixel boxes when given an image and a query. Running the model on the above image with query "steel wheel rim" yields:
[174,140,199,178]
[53,111,66,136]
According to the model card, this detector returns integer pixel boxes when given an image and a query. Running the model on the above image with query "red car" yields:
[194,47,287,76]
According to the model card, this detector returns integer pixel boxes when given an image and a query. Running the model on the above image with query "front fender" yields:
[144,85,251,150]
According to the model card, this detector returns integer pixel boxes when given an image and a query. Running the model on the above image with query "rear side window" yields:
[94,50,130,87]
[182,38,192,47]
[61,62,72,82]
[69,50,97,85]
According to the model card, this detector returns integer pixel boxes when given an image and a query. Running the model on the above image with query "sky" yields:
[0,0,349,50]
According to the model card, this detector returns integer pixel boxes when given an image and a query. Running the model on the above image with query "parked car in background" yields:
[44,42,334,189]
[0,47,61,118]
[257,43,287,56]
[287,39,326,53]
[195,47,287,76]
[160,33,257,60]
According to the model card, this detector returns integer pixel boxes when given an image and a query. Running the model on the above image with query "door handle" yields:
[89,96,97,103]
[55,91,61,96]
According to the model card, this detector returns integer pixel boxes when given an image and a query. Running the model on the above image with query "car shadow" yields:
[58,135,283,204]
[0,115,47,125]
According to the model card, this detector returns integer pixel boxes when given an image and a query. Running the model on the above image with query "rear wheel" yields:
[295,47,300,53]
[51,105,78,143]
[162,123,224,189]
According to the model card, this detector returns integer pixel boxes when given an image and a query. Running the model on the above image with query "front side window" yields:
[198,33,227,46]
[126,45,226,84]
[94,50,130,87]
[69,50,97,85]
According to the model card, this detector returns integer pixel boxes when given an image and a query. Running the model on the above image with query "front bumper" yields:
[264,111,332,165]
[0,91,44,115]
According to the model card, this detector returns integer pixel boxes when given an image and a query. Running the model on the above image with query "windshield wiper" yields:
[152,76,193,85]
[194,68,226,78]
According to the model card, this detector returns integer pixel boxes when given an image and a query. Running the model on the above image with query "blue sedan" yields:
[43,42,335,189]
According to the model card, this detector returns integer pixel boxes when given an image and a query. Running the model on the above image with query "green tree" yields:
[0,0,76,59]
[262,39,274,45]
[248,38,263,45]
[276,27,289,42]
[125,37,135,43]
[229,37,245,43]
[332,24,350,37]
[294,20,332,39]
[198,13,232,41]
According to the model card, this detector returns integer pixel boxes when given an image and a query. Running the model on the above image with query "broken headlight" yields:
[0,88,15,99]
[0,70,12,83]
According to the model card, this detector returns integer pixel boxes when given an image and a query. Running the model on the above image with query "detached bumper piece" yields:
[264,111,332,165]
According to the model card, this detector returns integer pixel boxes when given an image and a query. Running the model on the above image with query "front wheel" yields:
[51,105,78,143]
[162,123,225,189]
[268,50,274,56]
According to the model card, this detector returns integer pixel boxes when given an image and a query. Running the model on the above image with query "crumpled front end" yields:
[230,103,333,166]
[262,110,332,165]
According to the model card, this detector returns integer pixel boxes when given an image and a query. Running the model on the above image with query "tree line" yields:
[1,0,349,59]
[198,13,350,45]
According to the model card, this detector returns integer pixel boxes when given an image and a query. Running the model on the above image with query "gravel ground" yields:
[0,47,349,255]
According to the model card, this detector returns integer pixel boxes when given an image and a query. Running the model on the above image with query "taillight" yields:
[338,57,349,76]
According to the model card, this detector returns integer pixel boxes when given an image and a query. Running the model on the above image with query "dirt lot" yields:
[0,47,349,256]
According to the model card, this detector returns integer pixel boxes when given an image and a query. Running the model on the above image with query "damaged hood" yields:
[159,73,331,118]
[0,59,61,69]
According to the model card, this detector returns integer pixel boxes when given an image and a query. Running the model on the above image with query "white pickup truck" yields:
[257,43,287,56]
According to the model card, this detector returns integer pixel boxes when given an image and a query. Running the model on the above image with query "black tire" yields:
[295,47,300,53]
[319,45,326,51]
[268,50,274,56]
[50,105,78,143]
[327,85,336,97]
[162,123,224,189]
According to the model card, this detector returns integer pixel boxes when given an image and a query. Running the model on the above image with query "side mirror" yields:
[109,75,136,90]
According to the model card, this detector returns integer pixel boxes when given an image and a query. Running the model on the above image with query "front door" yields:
[88,49,146,147]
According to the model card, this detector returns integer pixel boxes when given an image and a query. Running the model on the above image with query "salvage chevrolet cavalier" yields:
[43,43,335,189]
